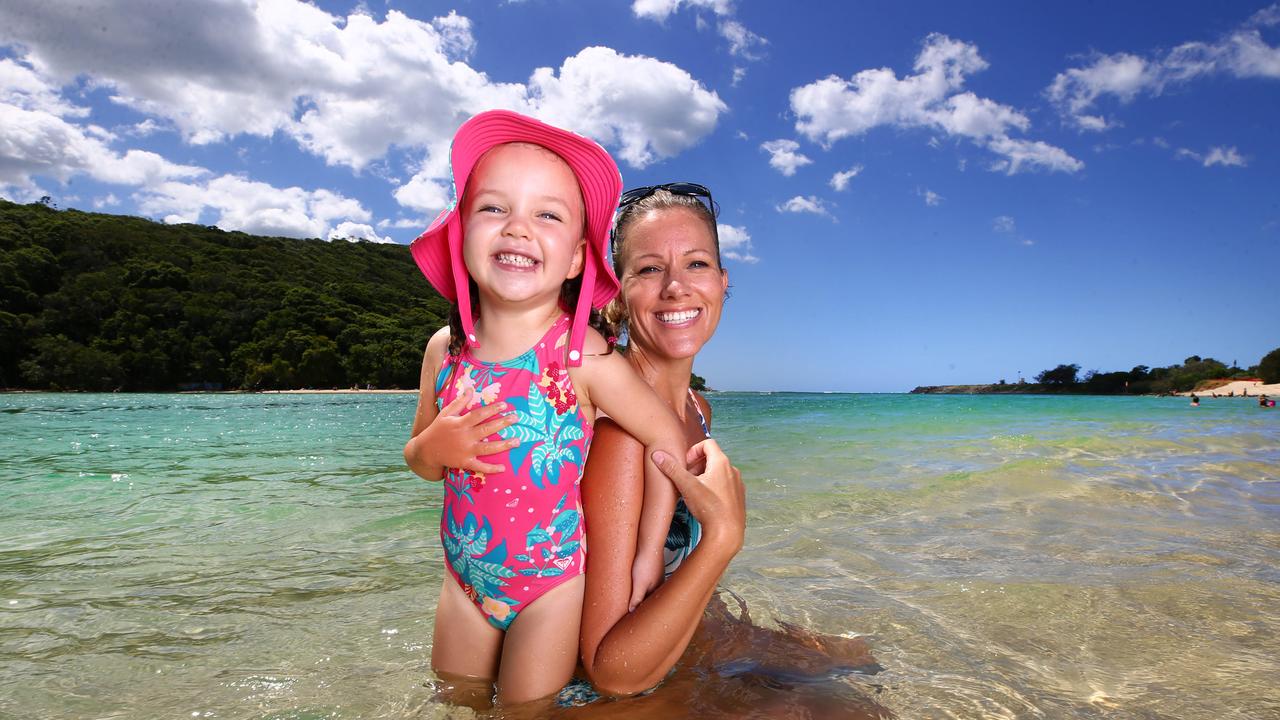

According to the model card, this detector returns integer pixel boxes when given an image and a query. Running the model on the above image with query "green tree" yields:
[1258,347,1280,384]
[1036,364,1080,385]
[19,334,124,390]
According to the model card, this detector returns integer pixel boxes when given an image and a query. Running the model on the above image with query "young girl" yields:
[402,110,682,705]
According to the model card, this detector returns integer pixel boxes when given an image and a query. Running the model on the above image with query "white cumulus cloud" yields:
[1177,145,1248,167]
[135,175,378,241]
[0,1,728,220]
[631,0,766,60]
[829,165,864,191]
[760,139,812,176]
[716,223,758,263]
[530,47,727,169]
[993,215,1016,233]
[790,33,1080,174]
[330,221,394,244]
[777,195,832,218]
[1048,7,1280,129]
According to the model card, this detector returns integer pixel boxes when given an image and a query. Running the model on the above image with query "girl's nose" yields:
[502,215,530,239]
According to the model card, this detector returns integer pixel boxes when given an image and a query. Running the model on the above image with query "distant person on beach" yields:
[569,183,883,716]
[401,111,687,705]
[1190,393,1199,406]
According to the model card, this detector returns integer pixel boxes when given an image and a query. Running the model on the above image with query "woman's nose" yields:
[661,272,689,298]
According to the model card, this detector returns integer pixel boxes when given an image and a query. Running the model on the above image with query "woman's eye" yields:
[689,260,710,269]
[636,265,661,275]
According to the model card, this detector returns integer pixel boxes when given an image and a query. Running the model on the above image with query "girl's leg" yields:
[495,575,585,705]
[431,577,503,680]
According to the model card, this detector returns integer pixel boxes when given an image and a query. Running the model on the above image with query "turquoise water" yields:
[2,392,1277,718]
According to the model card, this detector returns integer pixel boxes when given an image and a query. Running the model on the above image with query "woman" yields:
[573,185,884,716]
[578,183,740,696]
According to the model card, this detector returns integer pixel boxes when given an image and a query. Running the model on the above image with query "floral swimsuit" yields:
[434,314,590,630]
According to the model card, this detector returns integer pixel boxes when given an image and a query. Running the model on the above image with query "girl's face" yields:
[619,207,728,362]
[462,143,586,309]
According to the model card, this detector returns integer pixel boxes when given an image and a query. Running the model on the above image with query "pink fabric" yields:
[434,314,592,629]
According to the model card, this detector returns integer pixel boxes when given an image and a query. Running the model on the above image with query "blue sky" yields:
[2,1,1278,391]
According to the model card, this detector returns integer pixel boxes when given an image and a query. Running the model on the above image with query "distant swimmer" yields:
[1261,394,1274,408]
[1190,393,1200,407]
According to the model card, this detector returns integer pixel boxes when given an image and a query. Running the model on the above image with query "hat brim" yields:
[410,110,622,309]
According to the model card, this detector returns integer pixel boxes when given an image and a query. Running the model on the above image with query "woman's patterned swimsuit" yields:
[434,314,591,630]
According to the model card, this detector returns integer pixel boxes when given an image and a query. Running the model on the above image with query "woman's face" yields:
[619,207,728,362]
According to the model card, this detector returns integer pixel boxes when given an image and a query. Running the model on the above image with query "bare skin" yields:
[579,205,741,695]
[404,145,686,706]
[576,202,887,715]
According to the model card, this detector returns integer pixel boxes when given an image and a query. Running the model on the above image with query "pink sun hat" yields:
[410,109,623,367]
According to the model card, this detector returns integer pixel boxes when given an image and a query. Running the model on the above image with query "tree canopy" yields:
[0,200,449,391]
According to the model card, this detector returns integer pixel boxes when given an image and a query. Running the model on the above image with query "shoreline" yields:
[1179,380,1280,398]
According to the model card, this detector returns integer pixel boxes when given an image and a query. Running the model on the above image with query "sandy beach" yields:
[1180,379,1280,397]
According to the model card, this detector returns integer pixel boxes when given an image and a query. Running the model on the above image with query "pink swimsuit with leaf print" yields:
[434,313,591,630]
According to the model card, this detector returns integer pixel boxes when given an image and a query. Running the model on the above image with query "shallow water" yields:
[1,392,1277,718]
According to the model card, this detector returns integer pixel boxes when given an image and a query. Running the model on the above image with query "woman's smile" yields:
[655,308,702,327]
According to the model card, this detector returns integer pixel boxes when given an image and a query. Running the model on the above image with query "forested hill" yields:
[0,200,449,391]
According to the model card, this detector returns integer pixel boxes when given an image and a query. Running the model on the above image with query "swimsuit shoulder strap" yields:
[688,388,710,438]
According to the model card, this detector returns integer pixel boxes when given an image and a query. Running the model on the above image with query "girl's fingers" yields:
[466,401,508,425]
[475,412,517,438]
[474,437,519,455]
[467,458,506,475]
[440,385,473,417]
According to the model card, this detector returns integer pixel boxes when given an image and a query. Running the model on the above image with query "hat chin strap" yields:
[568,260,595,367]
[449,219,479,349]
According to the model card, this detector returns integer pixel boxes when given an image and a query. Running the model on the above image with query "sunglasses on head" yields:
[618,182,719,217]
[612,182,720,254]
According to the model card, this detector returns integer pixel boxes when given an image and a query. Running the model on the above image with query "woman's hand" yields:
[405,385,519,476]
[651,439,745,557]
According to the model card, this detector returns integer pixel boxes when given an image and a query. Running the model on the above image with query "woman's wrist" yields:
[698,523,743,565]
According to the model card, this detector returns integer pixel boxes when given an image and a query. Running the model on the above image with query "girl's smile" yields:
[462,143,586,309]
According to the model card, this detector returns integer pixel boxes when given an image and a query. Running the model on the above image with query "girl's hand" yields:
[629,551,664,611]
[651,440,746,556]
[408,385,519,475]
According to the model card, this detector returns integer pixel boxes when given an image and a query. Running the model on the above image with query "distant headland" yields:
[912,353,1280,396]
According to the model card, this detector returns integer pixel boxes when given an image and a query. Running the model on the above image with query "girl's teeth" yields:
[657,310,699,323]
[497,253,536,267]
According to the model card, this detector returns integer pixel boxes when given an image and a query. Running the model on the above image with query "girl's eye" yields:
[478,205,503,214]
[538,211,563,222]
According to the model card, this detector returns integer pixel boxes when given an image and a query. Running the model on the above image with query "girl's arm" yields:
[574,347,685,609]
[579,431,745,696]
[404,327,519,480]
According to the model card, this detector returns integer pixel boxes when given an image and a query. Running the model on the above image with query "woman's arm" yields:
[579,429,745,696]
